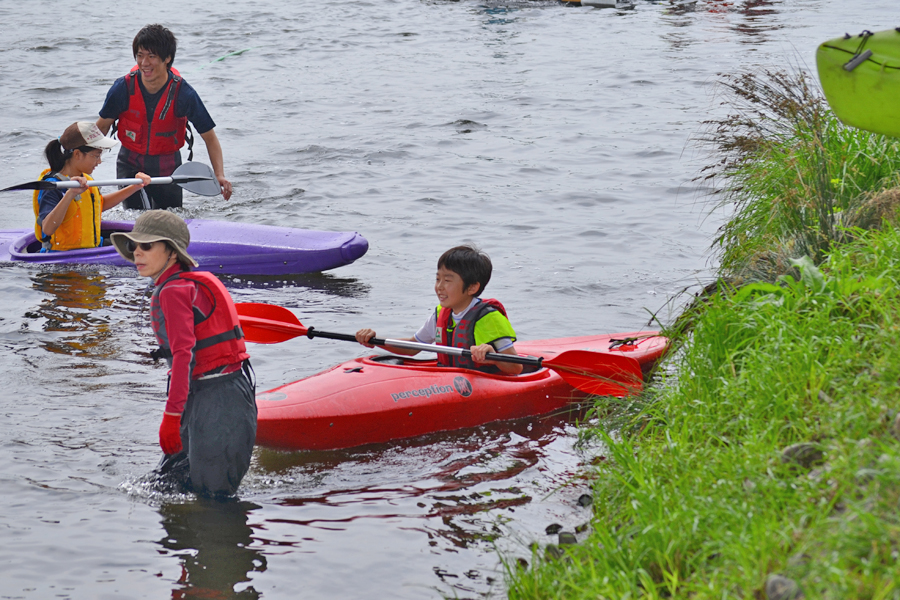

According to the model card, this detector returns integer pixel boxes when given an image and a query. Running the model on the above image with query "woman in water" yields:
[35,121,150,251]
[111,210,257,497]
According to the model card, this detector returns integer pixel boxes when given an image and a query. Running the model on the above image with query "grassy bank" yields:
[508,227,900,598]
[504,71,900,599]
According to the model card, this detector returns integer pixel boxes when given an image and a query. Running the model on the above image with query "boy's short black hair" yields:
[437,245,492,297]
[133,24,177,67]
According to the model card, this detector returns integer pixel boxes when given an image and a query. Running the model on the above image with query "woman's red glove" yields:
[159,413,183,455]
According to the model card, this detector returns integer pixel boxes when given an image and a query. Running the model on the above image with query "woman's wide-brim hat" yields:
[111,210,199,267]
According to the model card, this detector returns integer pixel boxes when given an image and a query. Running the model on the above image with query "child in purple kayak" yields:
[35,121,150,252]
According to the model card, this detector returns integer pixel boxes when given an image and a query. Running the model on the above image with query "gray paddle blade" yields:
[172,162,222,196]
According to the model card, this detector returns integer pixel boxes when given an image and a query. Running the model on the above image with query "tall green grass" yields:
[506,226,900,599]
[695,69,900,278]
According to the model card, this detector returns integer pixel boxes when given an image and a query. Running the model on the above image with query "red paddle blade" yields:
[235,303,307,344]
[545,350,644,397]
[236,302,302,324]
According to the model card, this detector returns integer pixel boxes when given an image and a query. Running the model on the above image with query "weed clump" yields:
[695,68,900,282]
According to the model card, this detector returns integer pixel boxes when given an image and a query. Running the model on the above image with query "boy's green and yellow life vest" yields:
[435,298,516,374]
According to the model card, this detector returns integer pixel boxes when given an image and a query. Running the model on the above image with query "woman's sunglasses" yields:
[125,240,157,253]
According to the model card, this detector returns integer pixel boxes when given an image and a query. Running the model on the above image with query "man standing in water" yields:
[96,24,233,209]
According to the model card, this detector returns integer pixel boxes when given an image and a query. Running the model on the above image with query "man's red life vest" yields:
[435,298,507,373]
[151,270,249,378]
[117,67,187,155]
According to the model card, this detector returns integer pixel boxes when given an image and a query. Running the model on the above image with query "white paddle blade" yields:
[172,162,222,196]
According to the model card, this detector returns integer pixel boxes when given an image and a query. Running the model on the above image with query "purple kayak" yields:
[0,220,368,275]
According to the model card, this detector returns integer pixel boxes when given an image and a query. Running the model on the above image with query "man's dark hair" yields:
[133,24,177,67]
[437,245,492,297]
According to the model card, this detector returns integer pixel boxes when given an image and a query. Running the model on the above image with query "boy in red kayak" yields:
[356,245,522,375]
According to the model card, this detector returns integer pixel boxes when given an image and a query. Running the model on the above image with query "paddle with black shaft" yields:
[0,161,222,196]
[235,302,644,397]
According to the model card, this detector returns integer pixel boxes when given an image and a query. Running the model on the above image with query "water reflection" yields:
[701,0,779,14]
[730,0,781,39]
[480,5,520,26]
[659,0,784,47]
[255,403,587,478]
[254,404,588,538]
[661,0,701,16]
[219,271,370,297]
[26,269,115,356]
[157,500,267,599]
[246,408,593,597]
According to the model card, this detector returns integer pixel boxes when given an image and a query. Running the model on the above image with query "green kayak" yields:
[817,28,900,137]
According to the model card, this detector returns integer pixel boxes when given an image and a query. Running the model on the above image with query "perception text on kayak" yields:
[391,384,455,402]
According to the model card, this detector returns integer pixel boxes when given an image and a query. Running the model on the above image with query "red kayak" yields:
[254,332,668,451]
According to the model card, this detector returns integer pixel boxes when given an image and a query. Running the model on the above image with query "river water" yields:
[0,1,890,598]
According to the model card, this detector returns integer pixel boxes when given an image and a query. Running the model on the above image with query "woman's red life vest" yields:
[117,67,187,155]
[435,299,507,373]
[151,270,249,378]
